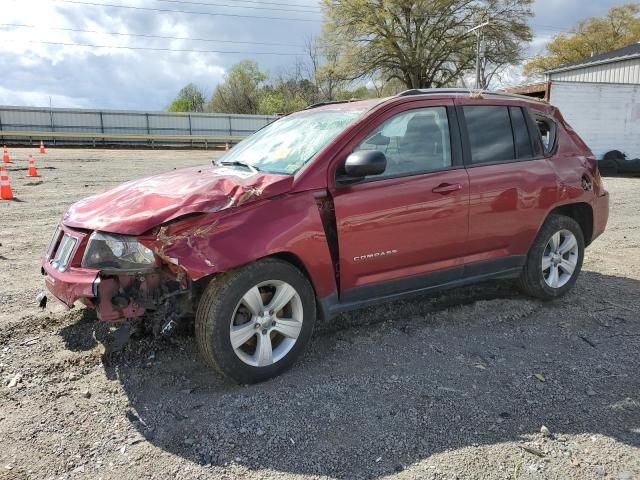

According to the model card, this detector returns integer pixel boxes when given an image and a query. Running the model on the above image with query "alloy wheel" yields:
[229,280,303,367]
[542,229,579,289]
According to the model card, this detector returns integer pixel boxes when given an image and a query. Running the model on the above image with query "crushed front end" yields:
[41,224,192,334]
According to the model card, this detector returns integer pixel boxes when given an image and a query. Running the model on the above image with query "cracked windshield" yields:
[218,108,369,174]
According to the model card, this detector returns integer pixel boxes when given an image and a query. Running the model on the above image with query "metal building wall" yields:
[548,57,640,84]
[549,82,640,159]
[0,106,278,146]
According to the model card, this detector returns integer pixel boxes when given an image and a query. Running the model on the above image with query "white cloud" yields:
[0,0,318,109]
[0,0,624,108]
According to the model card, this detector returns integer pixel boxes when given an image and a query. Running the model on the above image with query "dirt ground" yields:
[0,148,638,480]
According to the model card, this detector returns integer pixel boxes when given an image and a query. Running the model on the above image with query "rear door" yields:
[458,102,557,269]
[330,100,470,302]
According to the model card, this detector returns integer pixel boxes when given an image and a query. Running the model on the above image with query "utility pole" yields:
[467,21,490,89]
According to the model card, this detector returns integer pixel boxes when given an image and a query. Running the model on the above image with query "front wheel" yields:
[518,214,585,300]
[195,258,316,384]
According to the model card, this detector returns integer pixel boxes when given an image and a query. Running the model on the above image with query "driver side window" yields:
[354,107,452,179]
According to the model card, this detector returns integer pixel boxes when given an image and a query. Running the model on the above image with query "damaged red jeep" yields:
[42,89,609,383]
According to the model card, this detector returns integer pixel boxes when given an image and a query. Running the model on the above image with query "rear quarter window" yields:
[530,111,557,156]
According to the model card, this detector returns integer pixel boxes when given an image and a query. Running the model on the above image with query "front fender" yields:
[148,191,337,299]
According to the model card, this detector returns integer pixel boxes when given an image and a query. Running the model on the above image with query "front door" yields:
[331,102,470,302]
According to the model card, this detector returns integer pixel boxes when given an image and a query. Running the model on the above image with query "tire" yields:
[518,214,585,300]
[195,258,316,384]
[602,150,624,176]
[598,158,618,176]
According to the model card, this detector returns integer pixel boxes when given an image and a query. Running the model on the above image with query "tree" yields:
[476,3,534,89]
[257,79,312,115]
[524,4,640,77]
[320,0,533,89]
[305,36,351,102]
[167,83,206,112]
[207,60,268,114]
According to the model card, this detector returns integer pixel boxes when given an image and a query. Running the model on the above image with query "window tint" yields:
[354,107,451,178]
[463,106,514,164]
[509,106,533,159]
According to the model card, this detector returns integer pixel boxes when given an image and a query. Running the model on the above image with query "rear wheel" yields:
[195,258,316,384]
[518,215,584,300]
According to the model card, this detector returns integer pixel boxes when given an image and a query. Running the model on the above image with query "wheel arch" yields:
[547,202,594,246]
[270,251,316,291]
[193,250,323,311]
[193,250,333,344]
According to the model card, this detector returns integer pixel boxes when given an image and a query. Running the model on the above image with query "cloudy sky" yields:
[0,0,626,110]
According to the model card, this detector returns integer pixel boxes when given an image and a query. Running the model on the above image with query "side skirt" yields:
[317,256,525,320]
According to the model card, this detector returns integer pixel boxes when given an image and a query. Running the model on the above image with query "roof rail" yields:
[397,88,473,97]
[396,88,546,102]
[304,99,359,110]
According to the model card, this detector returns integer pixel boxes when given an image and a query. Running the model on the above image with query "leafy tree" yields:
[334,85,371,100]
[320,0,533,89]
[167,83,206,112]
[258,90,305,115]
[207,60,268,114]
[524,4,640,76]
[257,80,310,115]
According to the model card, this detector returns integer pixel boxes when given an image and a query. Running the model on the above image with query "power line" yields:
[0,22,570,52]
[2,39,305,55]
[0,23,302,47]
[155,0,322,14]
[54,0,321,22]
[159,0,322,8]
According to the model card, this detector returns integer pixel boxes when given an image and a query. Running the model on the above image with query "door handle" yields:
[432,183,462,194]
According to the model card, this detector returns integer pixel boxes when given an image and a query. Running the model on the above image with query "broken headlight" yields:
[82,232,156,272]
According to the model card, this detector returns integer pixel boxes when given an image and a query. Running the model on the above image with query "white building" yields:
[544,43,640,160]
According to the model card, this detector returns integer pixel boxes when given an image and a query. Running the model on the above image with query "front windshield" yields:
[217,107,368,174]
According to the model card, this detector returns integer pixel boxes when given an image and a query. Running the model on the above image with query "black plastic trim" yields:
[397,88,540,103]
[318,256,526,319]
[341,266,463,304]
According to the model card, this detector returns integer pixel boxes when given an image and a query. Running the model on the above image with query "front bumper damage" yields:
[42,261,98,308]
[41,225,192,329]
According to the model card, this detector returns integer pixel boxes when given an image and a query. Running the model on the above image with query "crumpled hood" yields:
[63,165,294,235]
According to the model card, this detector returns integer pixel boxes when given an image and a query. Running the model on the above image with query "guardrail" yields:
[0,130,246,148]
[0,105,277,148]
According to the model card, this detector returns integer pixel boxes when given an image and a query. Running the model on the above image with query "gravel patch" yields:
[0,148,638,479]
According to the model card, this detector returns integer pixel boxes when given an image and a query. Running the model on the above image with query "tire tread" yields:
[195,258,315,384]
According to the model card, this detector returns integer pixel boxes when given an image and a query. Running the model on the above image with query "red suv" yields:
[42,89,609,383]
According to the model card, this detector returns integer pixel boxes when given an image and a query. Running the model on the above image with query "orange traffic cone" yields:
[39,140,46,154]
[28,154,40,177]
[2,146,11,163]
[1,164,15,200]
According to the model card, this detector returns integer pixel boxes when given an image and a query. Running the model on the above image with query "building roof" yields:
[499,82,549,99]
[545,42,640,74]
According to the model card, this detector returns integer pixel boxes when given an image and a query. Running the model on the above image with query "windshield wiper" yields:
[213,159,260,173]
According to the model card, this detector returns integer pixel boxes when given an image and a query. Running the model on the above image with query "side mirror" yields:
[340,150,387,182]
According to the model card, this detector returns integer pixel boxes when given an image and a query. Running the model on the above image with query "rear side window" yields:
[509,106,534,159]
[463,106,514,164]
